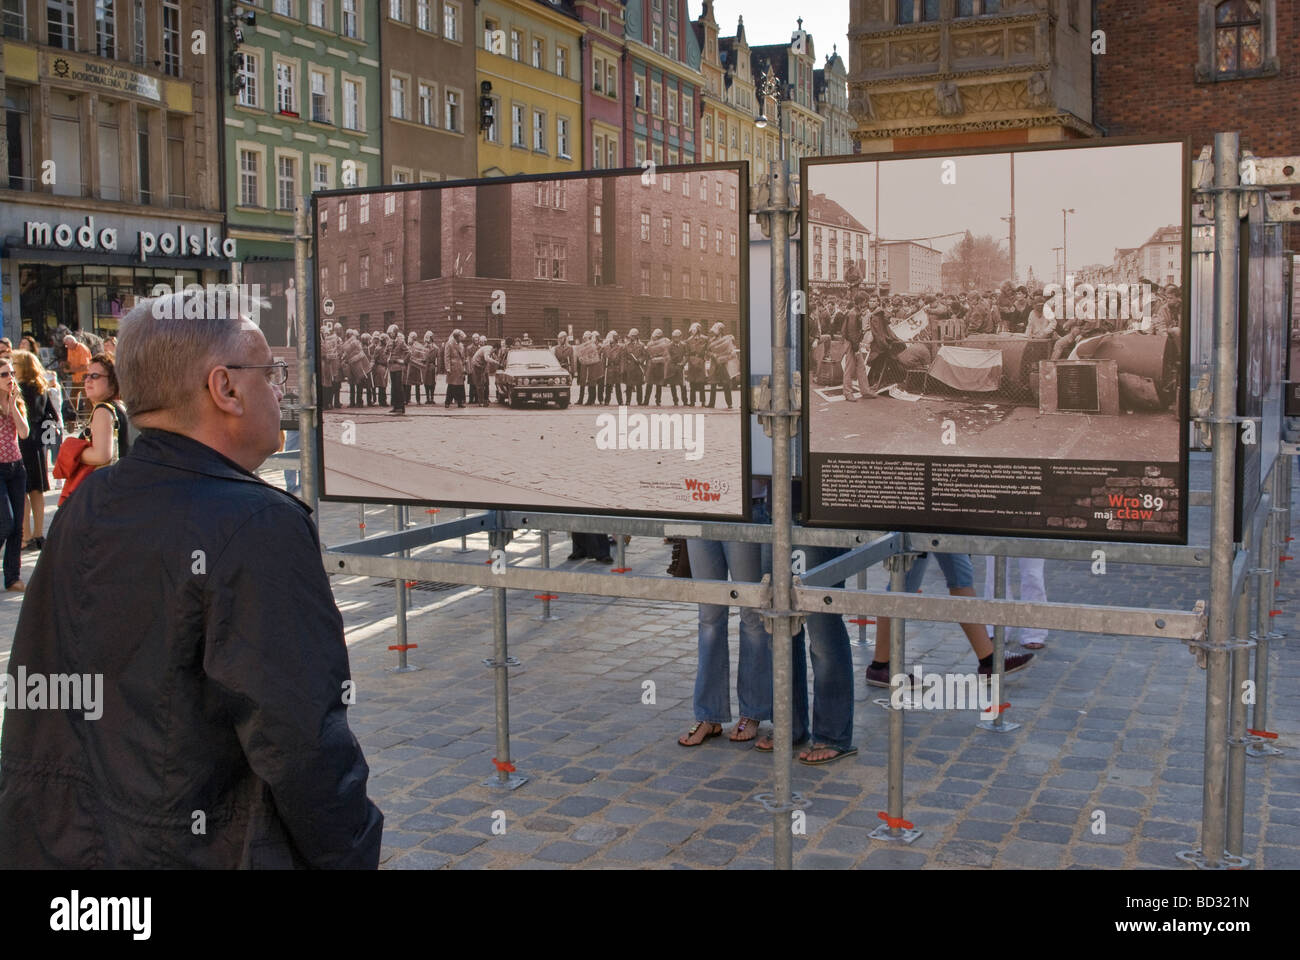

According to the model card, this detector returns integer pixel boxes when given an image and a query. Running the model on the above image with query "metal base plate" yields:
[482,773,529,791]
[868,823,923,844]
[872,696,918,711]
[976,718,1021,732]
[1175,848,1251,869]
[1247,742,1284,757]
[533,614,562,622]
[390,664,422,674]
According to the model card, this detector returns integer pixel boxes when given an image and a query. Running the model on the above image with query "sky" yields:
[698,0,851,67]
[806,142,1185,285]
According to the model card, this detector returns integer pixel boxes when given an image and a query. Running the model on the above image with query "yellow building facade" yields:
[476,0,584,177]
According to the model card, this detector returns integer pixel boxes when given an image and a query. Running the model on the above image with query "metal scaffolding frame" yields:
[292,132,1296,870]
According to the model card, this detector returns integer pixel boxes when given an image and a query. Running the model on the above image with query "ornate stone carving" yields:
[847,91,874,120]
[891,36,941,67]
[855,113,1099,141]
[952,30,1004,60]
[862,0,886,22]
[935,80,964,116]
[863,41,888,70]
[872,89,936,121]
[1026,70,1050,107]
[1009,26,1035,55]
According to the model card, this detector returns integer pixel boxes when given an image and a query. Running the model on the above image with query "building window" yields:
[343,77,361,129]
[276,61,297,114]
[551,240,566,280]
[534,239,548,279]
[640,211,651,242]
[593,203,601,235]
[532,36,544,69]
[384,247,395,282]
[359,254,369,288]
[699,175,707,201]
[95,0,115,58]
[484,94,500,141]
[729,184,737,211]
[715,181,723,206]
[556,45,567,77]
[593,132,605,168]
[388,0,405,21]
[600,9,609,31]
[310,69,330,123]
[338,259,348,293]
[663,267,672,298]
[339,199,348,230]
[532,110,546,152]
[342,0,358,37]
[650,83,661,117]
[700,272,707,301]
[273,0,294,14]
[383,191,395,214]
[730,231,740,258]
[667,88,678,123]
[47,0,75,49]
[652,24,661,51]
[310,0,328,27]
[730,277,737,303]
[416,0,432,31]
[634,76,643,109]
[239,148,260,206]
[359,193,370,223]
[419,81,435,125]
[682,92,693,128]
[161,0,181,76]
[715,228,723,254]
[681,220,690,248]
[312,159,331,192]
[443,1,459,41]
[132,0,144,63]
[956,0,1002,14]
[715,276,723,301]
[510,29,521,60]
[606,136,617,169]
[556,116,570,158]
[536,181,551,208]
[236,52,260,108]
[1215,0,1264,74]
[277,154,297,210]
[698,224,706,251]
[5,87,32,190]
[682,270,690,299]
[662,215,671,245]
[444,88,461,131]
[390,73,407,119]
[897,0,941,24]
[511,104,525,146]
[640,265,651,297]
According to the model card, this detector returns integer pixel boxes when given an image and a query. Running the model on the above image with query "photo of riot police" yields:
[312,165,749,519]
[801,140,1190,543]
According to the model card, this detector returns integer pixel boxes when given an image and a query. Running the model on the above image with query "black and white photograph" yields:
[1287,254,1300,418]
[312,164,749,518]
[801,139,1189,542]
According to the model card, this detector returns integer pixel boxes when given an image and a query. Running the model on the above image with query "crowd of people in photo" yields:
[808,277,1183,402]
[317,320,743,415]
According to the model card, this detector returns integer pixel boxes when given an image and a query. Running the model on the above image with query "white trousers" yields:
[984,557,1047,646]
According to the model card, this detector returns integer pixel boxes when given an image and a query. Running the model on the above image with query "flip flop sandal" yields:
[678,721,722,747]
[729,717,761,742]
[755,735,811,753]
[798,745,859,766]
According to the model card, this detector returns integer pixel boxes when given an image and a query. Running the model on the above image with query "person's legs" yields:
[685,539,733,728]
[724,539,773,726]
[931,552,992,656]
[0,462,27,587]
[801,545,855,753]
[871,552,931,663]
[1015,558,1047,648]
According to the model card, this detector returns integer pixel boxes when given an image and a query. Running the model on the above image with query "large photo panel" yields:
[801,139,1189,543]
[313,164,750,520]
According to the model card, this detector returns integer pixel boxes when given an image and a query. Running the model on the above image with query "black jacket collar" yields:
[128,429,311,512]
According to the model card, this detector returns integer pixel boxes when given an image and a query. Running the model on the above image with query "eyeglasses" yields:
[223,360,289,386]
[84,372,108,382]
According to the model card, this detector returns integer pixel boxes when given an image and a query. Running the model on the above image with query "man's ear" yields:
[206,366,244,416]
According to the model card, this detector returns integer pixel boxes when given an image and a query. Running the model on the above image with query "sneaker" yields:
[865,664,917,689]
[979,652,1034,677]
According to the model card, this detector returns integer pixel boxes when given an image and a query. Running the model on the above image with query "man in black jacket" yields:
[0,290,383,868]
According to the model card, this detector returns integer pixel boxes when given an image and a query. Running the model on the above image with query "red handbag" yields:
[54,436,94,505]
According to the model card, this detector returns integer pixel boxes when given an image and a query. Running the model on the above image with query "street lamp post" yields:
[1061,206,1075,286]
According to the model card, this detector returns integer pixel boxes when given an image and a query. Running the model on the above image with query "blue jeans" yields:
[897,552,975,593]
[686,538,773,723]
[0,459,28,587]
[791,545,855,750]
[282,430,300,493]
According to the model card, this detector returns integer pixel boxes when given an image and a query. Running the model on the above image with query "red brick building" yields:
[1094,0,1297,244]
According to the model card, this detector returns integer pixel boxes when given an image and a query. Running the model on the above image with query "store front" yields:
[0,205,233,347]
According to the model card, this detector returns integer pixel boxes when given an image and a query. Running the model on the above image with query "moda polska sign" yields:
[22,217,236,263]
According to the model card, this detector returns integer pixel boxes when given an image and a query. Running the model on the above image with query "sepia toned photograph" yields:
[312,165,749,518]
[801,139,1190,542]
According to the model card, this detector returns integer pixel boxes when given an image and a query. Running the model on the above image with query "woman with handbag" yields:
[0,355,30,592]
[12,351,53,551]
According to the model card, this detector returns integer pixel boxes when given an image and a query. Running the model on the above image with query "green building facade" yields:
[221,0,383,261]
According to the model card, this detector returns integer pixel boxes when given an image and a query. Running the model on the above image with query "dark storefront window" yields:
[18,264,201,344]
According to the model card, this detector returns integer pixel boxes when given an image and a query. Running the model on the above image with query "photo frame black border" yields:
[798,136,1192,545]
[310,161,753,524]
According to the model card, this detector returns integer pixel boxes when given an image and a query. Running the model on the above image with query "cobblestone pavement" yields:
[320,399,744,514]
[1,454,1297,870]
